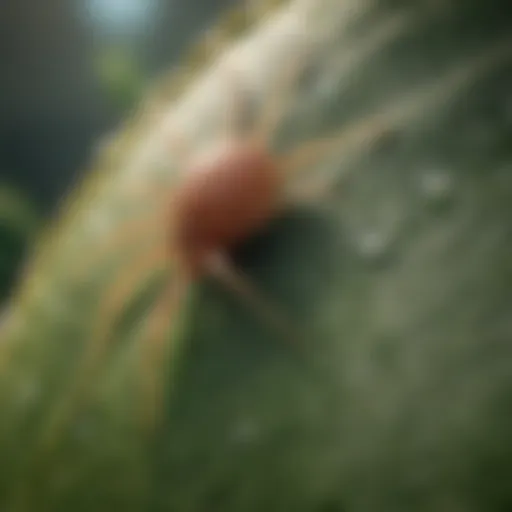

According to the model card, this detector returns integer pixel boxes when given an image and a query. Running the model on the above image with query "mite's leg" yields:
[222,66,253,139]
[204,252,301,347]
[70,191,168,288]
[72,203,169,285]
[82,246,168,378]
[280,110,394,182]
[138,272,189,434]
[116,127,192,200]
[69,124,192,280]
[251,50,309,146]
[221,47,304,140]
[277,107,400,206]
[48,124,189,432]
[38,245,167,454]
[278,37,512,194]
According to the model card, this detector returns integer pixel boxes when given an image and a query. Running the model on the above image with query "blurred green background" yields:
[0,0,236,301]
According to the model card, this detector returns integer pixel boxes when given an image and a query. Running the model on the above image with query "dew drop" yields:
[418,168,454,202]
[356,229,391,260]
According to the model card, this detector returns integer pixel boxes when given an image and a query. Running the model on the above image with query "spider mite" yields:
[47,51,390,437]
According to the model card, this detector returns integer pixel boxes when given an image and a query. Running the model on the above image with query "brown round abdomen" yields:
[172,141,281,274]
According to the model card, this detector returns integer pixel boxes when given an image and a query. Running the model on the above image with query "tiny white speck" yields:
[357,230,389,258]
[419,169,453,200]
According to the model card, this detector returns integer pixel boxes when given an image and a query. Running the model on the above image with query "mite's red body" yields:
[65,55,382,433]
[171,139,282,276]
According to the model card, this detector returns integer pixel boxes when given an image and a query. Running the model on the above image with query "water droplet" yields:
[357,229,390,260]
[419,168,454,202]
